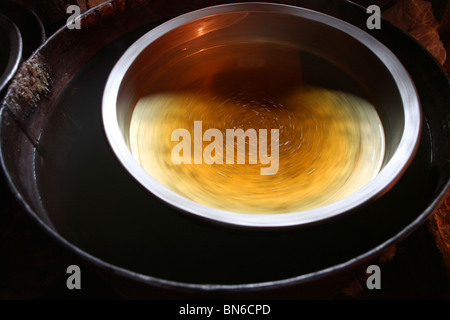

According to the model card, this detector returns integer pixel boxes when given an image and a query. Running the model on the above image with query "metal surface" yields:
[0,0,448,298]
[0,12,22,95]
[0,0,46,60]
[103,3,422,228]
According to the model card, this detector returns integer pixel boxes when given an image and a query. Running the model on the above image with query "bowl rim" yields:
[0,12,23,94]
[102,2,422,228]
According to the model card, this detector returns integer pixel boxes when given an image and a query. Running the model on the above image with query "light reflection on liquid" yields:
[128,42,385,214]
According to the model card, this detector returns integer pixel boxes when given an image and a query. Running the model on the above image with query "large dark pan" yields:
[1,0,449,299]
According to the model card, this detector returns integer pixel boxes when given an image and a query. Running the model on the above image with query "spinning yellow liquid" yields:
[129,66,385,214]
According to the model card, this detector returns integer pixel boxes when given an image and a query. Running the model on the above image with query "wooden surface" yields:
[1,0,449,299]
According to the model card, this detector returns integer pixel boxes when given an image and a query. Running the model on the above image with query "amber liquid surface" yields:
[129,43,385,214]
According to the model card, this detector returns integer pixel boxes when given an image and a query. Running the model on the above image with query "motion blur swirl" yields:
[128,43,385,214]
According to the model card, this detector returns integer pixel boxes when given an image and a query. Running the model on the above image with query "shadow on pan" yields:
[0,0,449,298]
